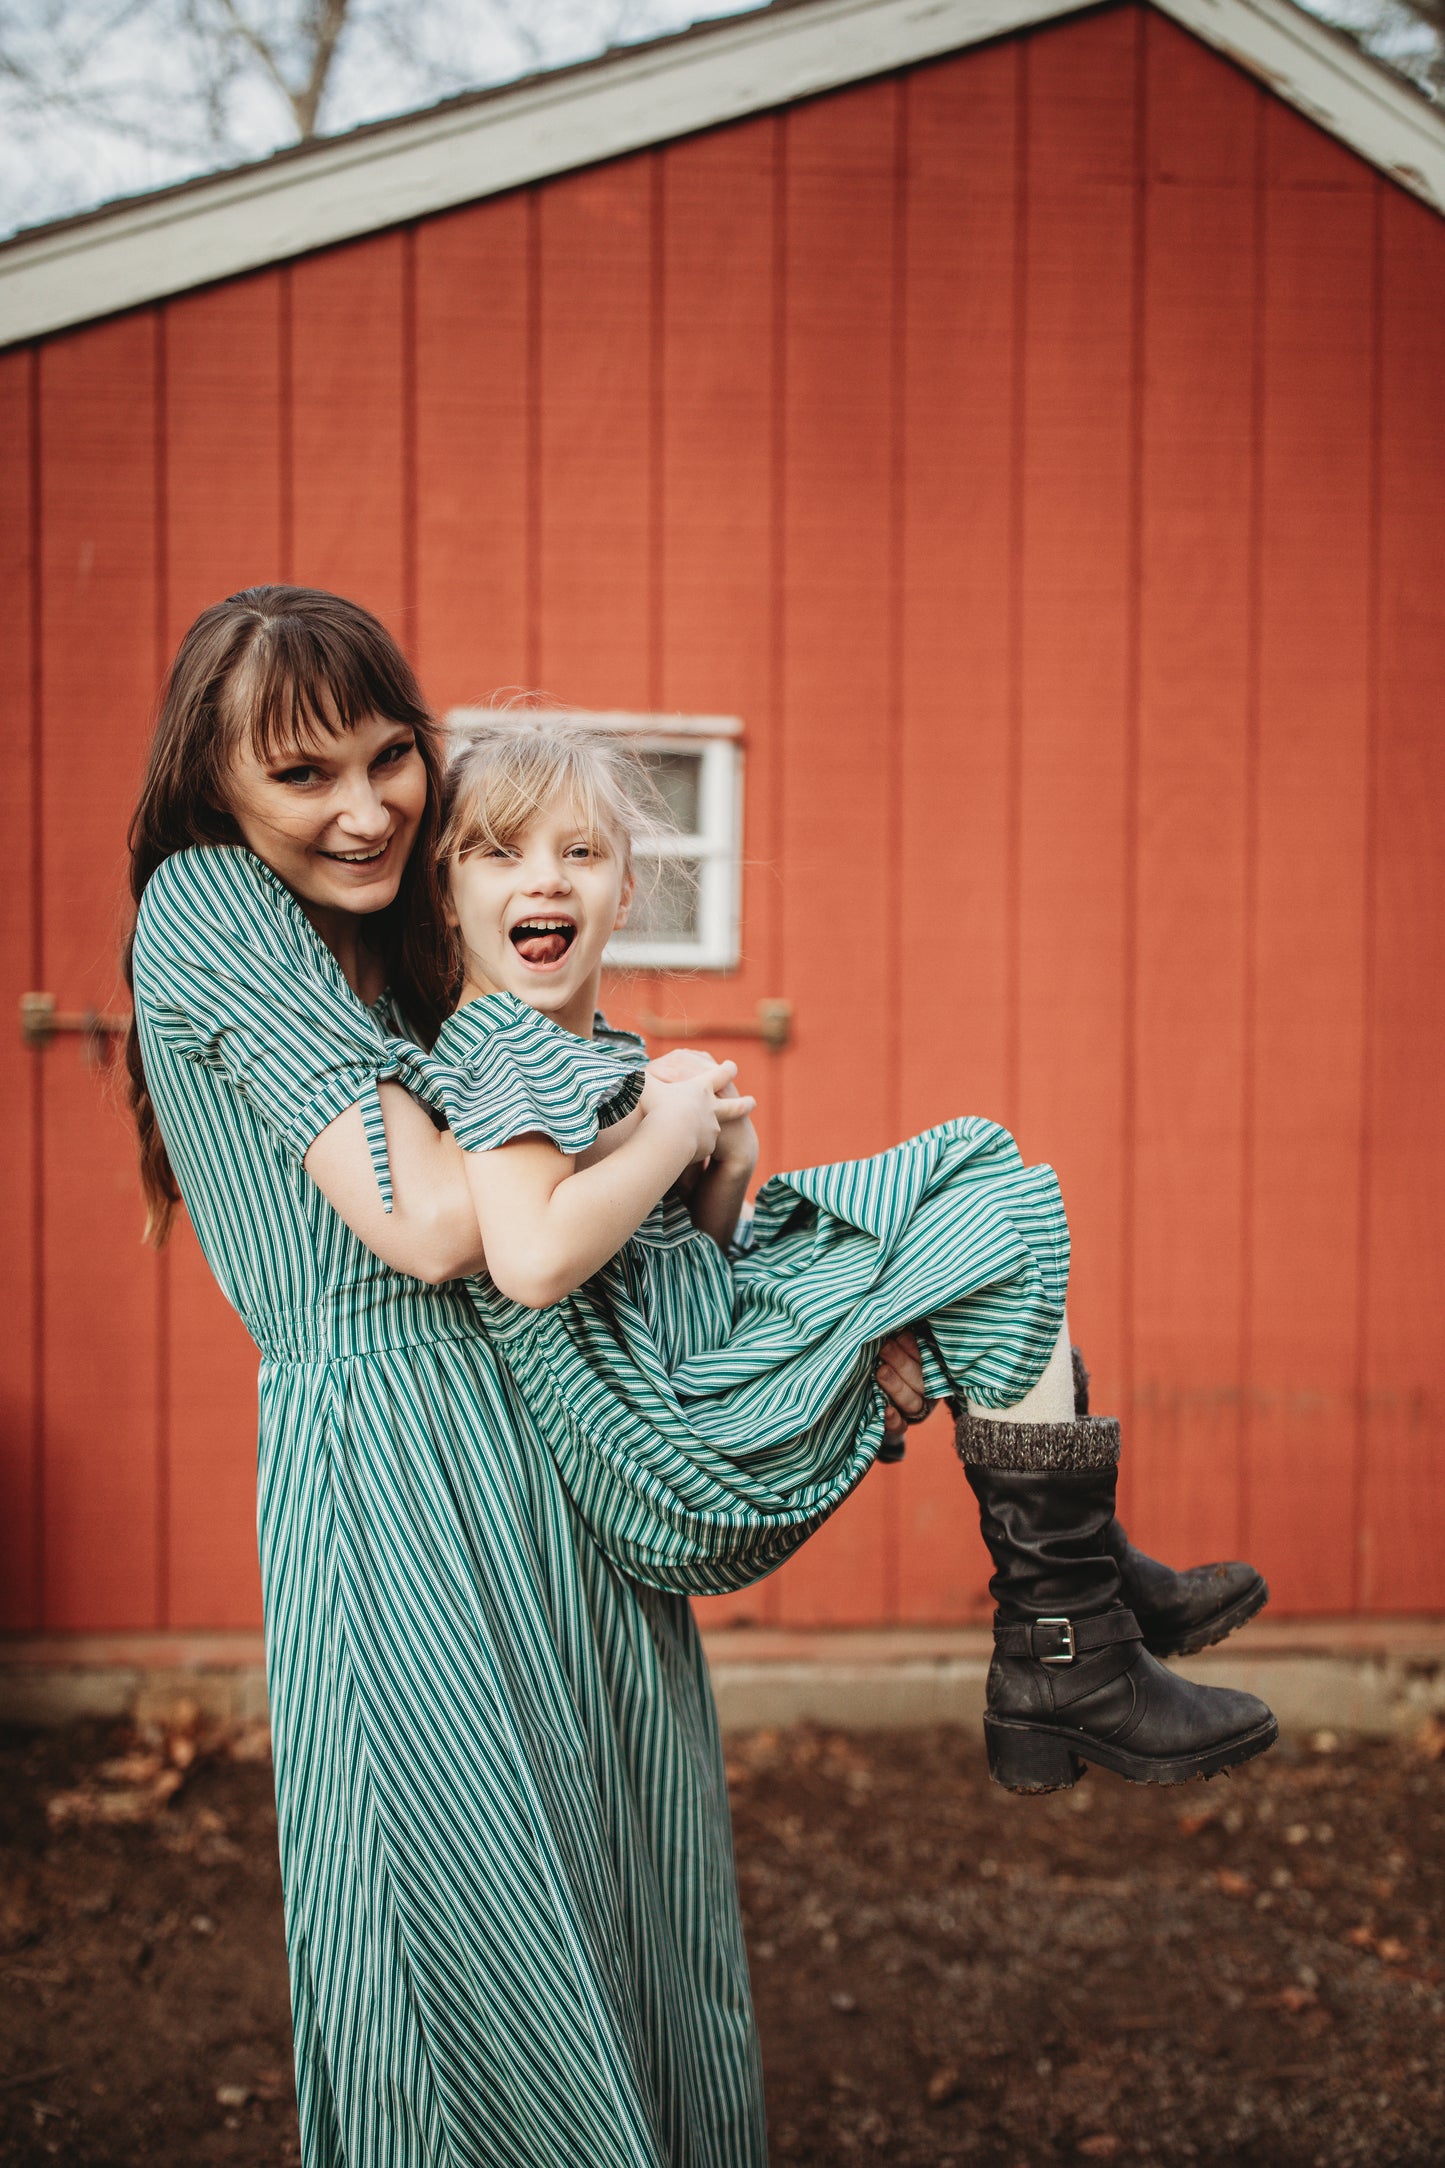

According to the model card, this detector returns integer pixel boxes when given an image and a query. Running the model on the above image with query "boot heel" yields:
[984,1718,1082,1794]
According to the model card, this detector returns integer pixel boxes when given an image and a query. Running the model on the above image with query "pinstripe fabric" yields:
[134,848,763,2168]
[131,843,1067,2167]
[425,995,1070,1597]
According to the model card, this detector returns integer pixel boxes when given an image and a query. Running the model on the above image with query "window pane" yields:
[639,750,701,836]
[622,855,702,942]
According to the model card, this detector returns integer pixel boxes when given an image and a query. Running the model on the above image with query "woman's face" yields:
[225,711,428,920]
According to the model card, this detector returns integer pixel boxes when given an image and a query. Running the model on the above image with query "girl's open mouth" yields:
[510,918,577,968]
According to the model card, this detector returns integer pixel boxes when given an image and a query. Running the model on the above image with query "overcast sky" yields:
[0,0,1436,244]
[0,0,767,239]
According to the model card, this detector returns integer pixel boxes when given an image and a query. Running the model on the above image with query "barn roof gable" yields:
[2,0,1442,349]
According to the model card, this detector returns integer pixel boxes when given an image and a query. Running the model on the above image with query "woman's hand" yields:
[877,1328,934,1444]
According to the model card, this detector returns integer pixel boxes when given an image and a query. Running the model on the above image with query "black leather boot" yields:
[1071,1347,1269,1659]
[1104,1520,1269,1659]
[957,1413,1278,1793]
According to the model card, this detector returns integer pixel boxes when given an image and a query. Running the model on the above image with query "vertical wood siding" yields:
[0,348,39,1630]
[3,4,1442,1633]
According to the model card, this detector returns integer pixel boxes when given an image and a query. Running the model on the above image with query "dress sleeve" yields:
[426,991,645,1156]
[132,845,430,1212]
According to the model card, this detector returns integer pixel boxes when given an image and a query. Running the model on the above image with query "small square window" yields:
[444,710,743,971]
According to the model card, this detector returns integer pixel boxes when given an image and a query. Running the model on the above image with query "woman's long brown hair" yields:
[125,586,451,1245]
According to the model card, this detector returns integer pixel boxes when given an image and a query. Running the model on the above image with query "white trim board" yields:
[1,0,1441,349]
[447,708,745,740]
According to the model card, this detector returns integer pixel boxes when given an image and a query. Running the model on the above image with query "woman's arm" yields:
[304,1084,489,1285]
[685,1118,758,1251]
[467,1064,751,1308]
[135,849,490,1284]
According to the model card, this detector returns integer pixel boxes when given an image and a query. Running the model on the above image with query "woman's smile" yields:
[320,839,392,864]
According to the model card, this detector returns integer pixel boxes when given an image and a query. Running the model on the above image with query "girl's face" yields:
[225,710,428,923]
[445,792,634,1037]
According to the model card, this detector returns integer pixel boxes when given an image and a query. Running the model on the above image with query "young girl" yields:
[418,715,1276,1798]
[128,586,1270,2168]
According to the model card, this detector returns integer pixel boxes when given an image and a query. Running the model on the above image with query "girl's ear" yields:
[613,865,635,932]
[440,868,460,931]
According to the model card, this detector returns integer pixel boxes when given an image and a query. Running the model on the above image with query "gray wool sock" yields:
[955,1412,1121,1474]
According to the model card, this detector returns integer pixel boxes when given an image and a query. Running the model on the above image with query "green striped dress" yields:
[132,843,1068,2168]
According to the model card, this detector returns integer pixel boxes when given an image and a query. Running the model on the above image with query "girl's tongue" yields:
[512,922,574,967]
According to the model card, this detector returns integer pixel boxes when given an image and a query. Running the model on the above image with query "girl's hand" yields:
[646,1046,759,1177]
[640,1061,754,1167]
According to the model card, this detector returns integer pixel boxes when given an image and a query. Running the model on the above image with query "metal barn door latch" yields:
[637,998,792,1053]
[19,992,130,1063]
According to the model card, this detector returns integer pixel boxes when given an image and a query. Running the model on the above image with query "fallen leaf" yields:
[96,1754,163,1785]
[1277,1985,1315,2013]
[1346,1924,1377,1951]
[925,2066,960,2107]
[1079,2137,1121,2159]
[215,2083,250,2109]
[1177,1810,1214,1838]
[1215,1868,1252,1898]
[1415,1715,1445,1762]
[225,1722,272,1765]
[1376,1938,1409,1964]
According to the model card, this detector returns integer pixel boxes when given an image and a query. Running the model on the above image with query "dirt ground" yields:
[1,1715,1442,2168]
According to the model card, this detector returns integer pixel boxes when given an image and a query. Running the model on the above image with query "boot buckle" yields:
[1031,1616,1076,1664]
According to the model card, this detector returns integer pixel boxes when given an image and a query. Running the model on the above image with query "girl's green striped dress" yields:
[133,843,1068,2168]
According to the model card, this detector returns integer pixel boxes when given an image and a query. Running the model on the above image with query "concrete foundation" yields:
[2,1620,1443,1738]
[700,1621,1445,1737]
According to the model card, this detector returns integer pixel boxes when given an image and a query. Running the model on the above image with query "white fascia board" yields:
[1154,0,1445,214]
[2,0,1442,350]
[0,0,1089,348]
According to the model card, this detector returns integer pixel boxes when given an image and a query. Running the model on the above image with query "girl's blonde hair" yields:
[439,711,665,867]
[437,711,682,989]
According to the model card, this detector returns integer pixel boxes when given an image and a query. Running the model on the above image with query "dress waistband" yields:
[249,1279,481,1363]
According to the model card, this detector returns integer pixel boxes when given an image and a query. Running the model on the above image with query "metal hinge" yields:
[20,992,130,1061]
[637,997,792,1053]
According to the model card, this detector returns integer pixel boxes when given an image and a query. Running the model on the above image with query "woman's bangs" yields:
[239,614,429,761]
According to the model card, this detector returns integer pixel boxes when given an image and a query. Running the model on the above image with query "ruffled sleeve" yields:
[132,844,427,1212]
[428,991,645,1156]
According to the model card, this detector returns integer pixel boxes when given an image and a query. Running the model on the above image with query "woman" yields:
[127,586,1267,2166]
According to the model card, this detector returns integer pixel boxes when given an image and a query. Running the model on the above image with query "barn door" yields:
[0,317,262,1642]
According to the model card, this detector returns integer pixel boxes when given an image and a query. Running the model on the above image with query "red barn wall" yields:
[2,3,1443,1639]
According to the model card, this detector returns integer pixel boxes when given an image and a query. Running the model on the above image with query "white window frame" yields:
[445,709,744,972]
